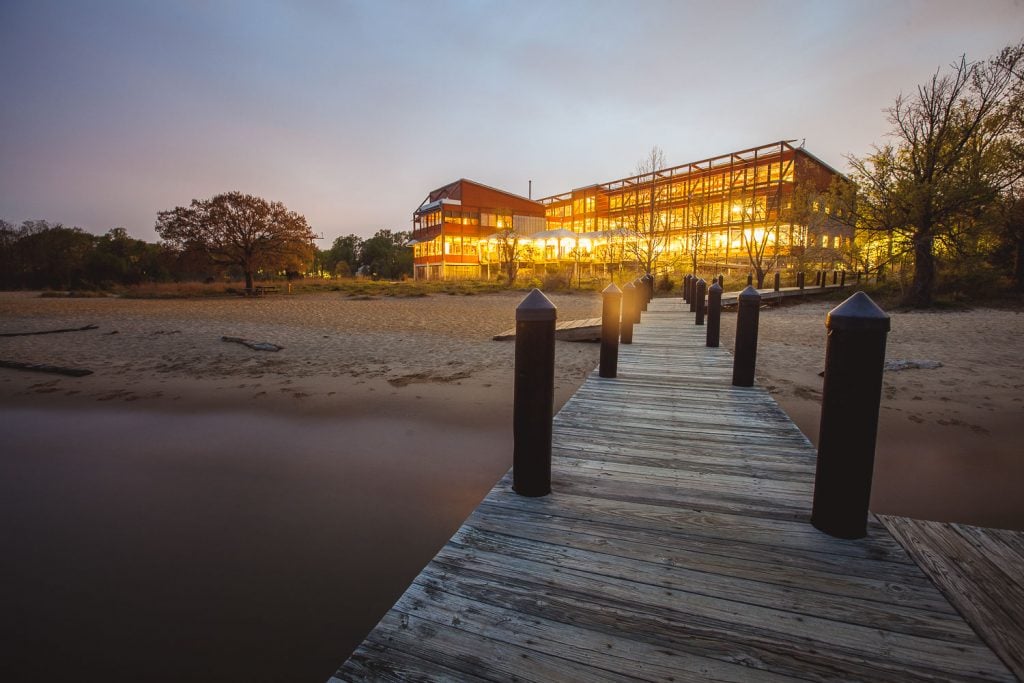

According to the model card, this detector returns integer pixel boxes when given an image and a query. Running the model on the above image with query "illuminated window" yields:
[821,235,829,248]
[833,235,841,248]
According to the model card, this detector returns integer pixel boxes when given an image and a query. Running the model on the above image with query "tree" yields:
[10,221,95,289]
[492,226,529,286]
[323,234,362,277]
[359,229,412,279]
[848,42,1024,306]
[625,146,675,276]
[683,202,708,276]
[155,192,316,293]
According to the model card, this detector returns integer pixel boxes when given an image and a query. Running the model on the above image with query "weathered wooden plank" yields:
[468,503,957,610]
[480,483,909,564]
[448,524,976,642]
[424,546,1007,682]
[880,517,1024,681]
[395,575,790,683]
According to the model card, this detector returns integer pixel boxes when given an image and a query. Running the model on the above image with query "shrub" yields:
[541,271,570,291]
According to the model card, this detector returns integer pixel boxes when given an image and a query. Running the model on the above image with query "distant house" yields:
[410,140,852,281]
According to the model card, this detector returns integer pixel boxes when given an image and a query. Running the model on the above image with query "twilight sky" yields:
[1,1,1022,244]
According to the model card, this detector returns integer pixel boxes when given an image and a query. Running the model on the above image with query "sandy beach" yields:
[2,288,1022,682]
[0,289,602,683]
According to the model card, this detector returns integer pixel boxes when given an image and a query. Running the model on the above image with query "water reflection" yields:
[0,408,510,682]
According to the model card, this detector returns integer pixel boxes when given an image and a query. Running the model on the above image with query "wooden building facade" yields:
[410,141,851,281]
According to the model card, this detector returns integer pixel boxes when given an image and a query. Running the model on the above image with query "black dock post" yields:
[599,283,621,378]
[632,279,643,323]
[683,274,692,303]
[706,281,722,347]
[773,272,781,292]
[811,292,890,539]
[732,285,761,387]
[513,289,556,497]
[694,278,707,325]
[620,281,636,344]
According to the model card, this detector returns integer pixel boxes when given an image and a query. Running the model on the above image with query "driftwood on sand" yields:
[221,336,283,352]
[0,360,93,377]
[0,324,98,337]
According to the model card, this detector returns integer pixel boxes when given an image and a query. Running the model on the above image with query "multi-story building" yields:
[410,140,851,281]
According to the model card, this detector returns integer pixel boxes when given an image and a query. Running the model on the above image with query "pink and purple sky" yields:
[1,0,1022,243]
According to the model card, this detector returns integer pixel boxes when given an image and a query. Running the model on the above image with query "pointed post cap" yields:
[738,285,761,302]
[602,283,622,296]
[623,281,635,291]
[516,288,557,322]
[696,277,706,285]
[826,291,890,332]
[708,281,722,293]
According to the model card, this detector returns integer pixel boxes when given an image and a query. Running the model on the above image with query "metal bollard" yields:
[747,273,753,286]
[811,292,891,538]
[513,289,556,497]
[732,285,761,387]
[694,278,707,326]
[773,272,781,292]
[840,271,847,288]
[599,283,621,378]
[706,281,722,347]
[620,281,636,344]
[683,274,692,303]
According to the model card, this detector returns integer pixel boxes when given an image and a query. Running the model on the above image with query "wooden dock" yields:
[879,517,1024,680]
[335,298,1013,682]
[493,284,845,341]
[493,317,602,342]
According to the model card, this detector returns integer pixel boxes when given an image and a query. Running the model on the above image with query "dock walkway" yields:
[493,283,846,342]
[335,298,1013,681]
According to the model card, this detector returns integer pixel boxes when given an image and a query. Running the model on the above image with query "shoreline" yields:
[3,290,1022,681]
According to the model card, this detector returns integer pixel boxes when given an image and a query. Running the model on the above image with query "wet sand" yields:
[3,290,1022,681]
[0,290,601,683]
[719,299,1024,530]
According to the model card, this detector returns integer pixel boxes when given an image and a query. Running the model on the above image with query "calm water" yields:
[0,408,510,682]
